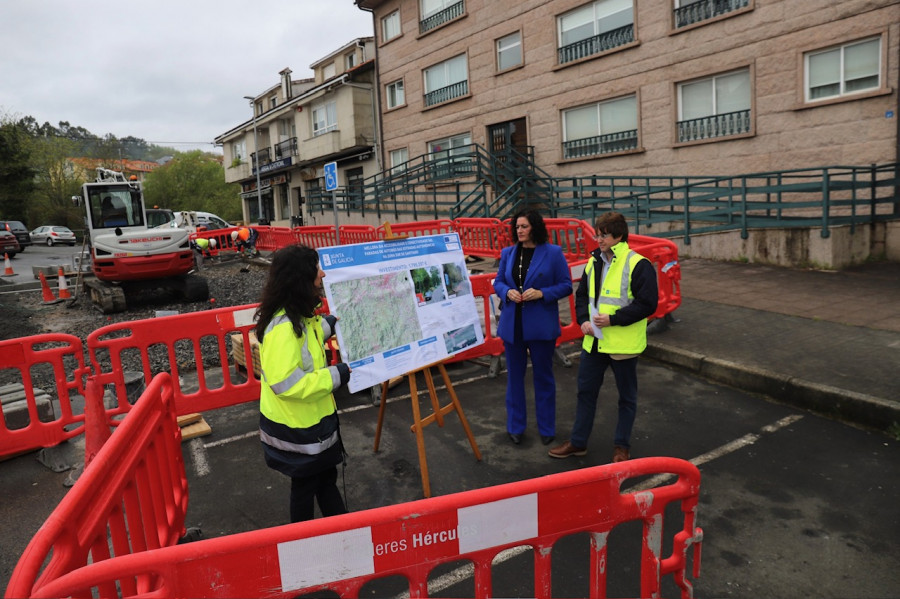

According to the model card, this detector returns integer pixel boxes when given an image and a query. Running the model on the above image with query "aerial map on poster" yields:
[320,233,482,393]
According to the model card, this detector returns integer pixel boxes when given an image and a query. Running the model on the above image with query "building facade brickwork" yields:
[356,0,898,179]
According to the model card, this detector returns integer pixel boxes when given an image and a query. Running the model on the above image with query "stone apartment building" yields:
[215,38,379,227]
[355,0,898,180]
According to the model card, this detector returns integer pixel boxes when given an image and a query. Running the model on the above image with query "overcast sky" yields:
[0,1,374,153]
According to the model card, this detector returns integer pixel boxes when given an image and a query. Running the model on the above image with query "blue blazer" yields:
[493,242,573,343]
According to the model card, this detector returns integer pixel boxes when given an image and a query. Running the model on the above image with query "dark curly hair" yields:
[255,244,323,341]
[509,209,549,245]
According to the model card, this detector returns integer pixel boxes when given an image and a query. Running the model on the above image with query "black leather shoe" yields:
[541,435,555,446]
[508,433,522,445]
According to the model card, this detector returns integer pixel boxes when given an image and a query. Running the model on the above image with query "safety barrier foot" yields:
[553,347,573,368]
[36,445,72,473]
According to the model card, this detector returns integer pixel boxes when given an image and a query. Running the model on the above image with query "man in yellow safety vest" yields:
[549,211,658,463]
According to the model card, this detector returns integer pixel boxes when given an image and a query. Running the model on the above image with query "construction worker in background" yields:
[190,237,216,269]
[232,227,259,256]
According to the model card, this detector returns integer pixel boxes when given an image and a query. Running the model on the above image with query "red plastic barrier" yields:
[338,224,379,245]
[452,217,508,259]
[19,457,702,599]
[0,334,89,459]
[292,225,337,249]
[377,219,455,239]
[254,225,291,253]
[85,304,261,419]
[6,373,189,599]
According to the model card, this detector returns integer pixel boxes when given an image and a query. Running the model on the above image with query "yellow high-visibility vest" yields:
[581,242,649,354]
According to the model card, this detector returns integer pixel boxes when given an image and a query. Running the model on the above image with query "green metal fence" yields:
[304,144,898,242]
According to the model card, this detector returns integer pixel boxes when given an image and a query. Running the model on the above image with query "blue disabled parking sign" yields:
[324,161,338,191]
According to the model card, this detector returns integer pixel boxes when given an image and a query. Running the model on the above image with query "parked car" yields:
[0,230,21,258]
[146,208,175,228]
[0,220,32,250]
[30,225,77,247]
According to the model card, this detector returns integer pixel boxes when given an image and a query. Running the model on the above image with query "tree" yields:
[142,151,241,221]
[0,115,36,221]
[26,133,85,230]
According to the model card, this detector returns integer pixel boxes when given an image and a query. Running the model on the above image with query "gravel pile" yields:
[0,257,271,390]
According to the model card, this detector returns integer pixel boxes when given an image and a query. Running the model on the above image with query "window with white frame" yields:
[428,133,472,178]
[673,0,750,29]
[677,68,751,142]
[312,101,337,136]
[497,31,523,71]
[323,63,336,80]
[382,10,401,41]
[420,0,464,33]
[562,95,638,159]
[269,95,278,110]
[423,54,468,106]
[231,139,246,163]
[386,80,405,109]
[557,0,634,64]
[805,37,880,102]
[346,52,358,70]
[390,148,409,173]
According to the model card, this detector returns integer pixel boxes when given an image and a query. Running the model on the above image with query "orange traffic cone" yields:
[1,253,13,277]
[83,376,111,468]
[57,267,72,300]
[38,271,60,304]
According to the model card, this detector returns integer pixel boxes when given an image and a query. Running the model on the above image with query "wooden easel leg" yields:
[437,363,483,461]
[408,372,432,498]
[422,367,445,427]
[373,379,389,452]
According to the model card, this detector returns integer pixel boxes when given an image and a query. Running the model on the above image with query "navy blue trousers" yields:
[503,339,557,437]
[570,350,639,449]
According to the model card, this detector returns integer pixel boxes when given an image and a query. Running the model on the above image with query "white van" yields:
[162,211,234,232]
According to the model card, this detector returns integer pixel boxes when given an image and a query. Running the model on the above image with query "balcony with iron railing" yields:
[274,137,298,160]
[677,109,751,143]
[250,147,271,170]
[558,24,634,65]
[674,0,750,29]
[424,80,469,107]
[563,130,639,159]
[419,0,464,34]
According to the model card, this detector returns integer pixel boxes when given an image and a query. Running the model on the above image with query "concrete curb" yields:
[645,342,900,434]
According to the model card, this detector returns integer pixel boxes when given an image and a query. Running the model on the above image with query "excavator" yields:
[77,168,209,313]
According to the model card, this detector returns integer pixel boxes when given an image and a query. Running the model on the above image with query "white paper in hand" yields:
[588,303,604,339]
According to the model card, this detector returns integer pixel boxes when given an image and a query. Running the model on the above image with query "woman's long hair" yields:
[509,209,549,245]
[255,244,322,341]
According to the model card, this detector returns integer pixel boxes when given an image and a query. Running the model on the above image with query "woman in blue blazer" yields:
[493,210,573,446]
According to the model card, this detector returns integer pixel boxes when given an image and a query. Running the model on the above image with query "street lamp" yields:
[243,96,265,224]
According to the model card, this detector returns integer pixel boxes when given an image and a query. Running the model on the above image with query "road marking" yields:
[188,437,211,477]
[204,430,258,448]
[197,361,807,597]
[397,413,806,598]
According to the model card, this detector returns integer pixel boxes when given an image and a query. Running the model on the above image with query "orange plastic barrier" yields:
[6,373,189,599]
[85,304,261,419]
[0,334,89,459]
[15,456,701,599]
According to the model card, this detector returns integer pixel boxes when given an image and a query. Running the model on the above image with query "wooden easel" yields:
[373,360,482,498]
[371,221,482,498]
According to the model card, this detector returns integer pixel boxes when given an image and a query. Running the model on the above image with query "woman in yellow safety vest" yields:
[254,244,351,522]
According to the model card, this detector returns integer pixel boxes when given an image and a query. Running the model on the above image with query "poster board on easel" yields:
[319,228,483,394]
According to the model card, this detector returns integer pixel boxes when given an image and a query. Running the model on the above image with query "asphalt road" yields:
[3,346,897,598]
